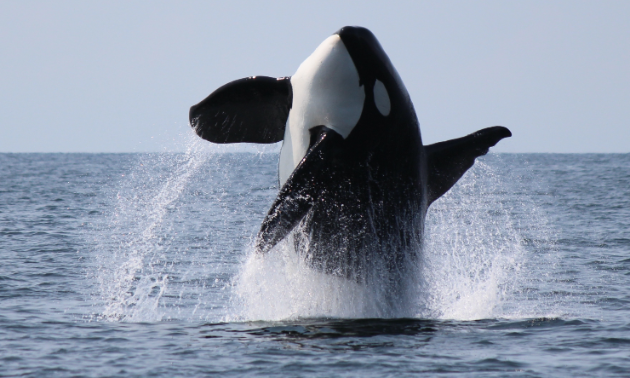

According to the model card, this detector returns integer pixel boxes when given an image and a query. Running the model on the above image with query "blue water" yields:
[1,147,629,377]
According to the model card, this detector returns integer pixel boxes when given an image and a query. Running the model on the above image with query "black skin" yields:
[189,26,512,282]
[190,76,291,144]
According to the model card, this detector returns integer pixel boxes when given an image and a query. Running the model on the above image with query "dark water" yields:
[1,148,629,377]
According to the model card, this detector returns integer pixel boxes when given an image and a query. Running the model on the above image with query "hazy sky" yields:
[1,1,628,153]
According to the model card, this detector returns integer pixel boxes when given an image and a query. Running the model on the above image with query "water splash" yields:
[92,136,212,321]
[422,160,525,320]
[232,156,556,322]
[230,237,424,321]
[90,149,557,323]
[422,156,560,321]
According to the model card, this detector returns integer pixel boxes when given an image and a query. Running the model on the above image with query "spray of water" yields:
[422,160,525,320]
[92,136,212,321]
[91,147,557,322]
[231,157,552,321]
[230,234,425,321]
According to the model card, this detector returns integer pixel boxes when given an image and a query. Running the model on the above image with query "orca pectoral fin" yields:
[426,126,512,205]
[255,127,344,253]
[189,76,292,144]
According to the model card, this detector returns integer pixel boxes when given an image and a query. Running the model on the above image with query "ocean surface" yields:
[1,147,629,377]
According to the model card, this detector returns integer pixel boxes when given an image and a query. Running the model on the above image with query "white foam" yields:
[231,158,554,322]
[230,237,423,321]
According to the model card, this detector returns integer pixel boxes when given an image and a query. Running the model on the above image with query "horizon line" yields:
[1,151,628,155]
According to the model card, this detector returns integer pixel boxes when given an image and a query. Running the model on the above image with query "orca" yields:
[189,26,511,282]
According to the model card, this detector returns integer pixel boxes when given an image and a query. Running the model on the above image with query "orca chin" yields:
[189,26,511,282]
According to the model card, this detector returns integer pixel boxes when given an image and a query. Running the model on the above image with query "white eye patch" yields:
[373,79,391,116]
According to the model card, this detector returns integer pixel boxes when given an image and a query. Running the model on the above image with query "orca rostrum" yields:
[189,26,511,282]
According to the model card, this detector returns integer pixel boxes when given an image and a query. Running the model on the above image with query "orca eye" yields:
[373,79,391,116]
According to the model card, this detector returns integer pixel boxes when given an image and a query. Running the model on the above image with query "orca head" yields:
[278,26,409,185]
[336,26,409,120]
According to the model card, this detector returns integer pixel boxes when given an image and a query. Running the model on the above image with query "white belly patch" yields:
[278,34,365,186]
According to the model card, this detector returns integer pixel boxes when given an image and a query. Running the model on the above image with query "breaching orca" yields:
[189,26,511,282]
